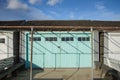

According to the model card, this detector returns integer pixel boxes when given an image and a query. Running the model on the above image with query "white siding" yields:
[94,31,99,61]
[0,31,13,60]
[104,32,120,72]
[19,31,25,61]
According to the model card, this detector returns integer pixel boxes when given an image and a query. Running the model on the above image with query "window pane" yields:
[70,37,73,41]
[86,37,90,41]
[45,37,57,41]
[38,37,41,41]
[0,38,5,43]
[29,37,41,41]
[45,37,48,41]
[78,37,82,41]
[61,37,65,41]
[66,37,69,41]
[54,37,57,41]
[78,37,90,41]
[82,37,86,41]
[61,37,73,41]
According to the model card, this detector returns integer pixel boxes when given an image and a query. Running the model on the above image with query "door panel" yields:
[26,32,91,68]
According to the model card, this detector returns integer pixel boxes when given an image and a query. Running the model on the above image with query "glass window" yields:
[29,37,41,41]
[66,37,69,41]
[78,37,90,41]
[45,37,57,41]
[78,37,82,41]
[86,37,90,41]
[61,37,65,41]
[82,37,86,41]
[61,37,74,41]
[45,37,49,41]
[70,37,73,41]
[0,38,5,43]
[53,37,57,41]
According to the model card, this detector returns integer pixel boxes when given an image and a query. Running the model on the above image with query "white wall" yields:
[103,33,109,66]
[93,31,99,61]
[0,31,26,61]
[0,31,13,60]
[104,32,120,72]
[19,31,25,61]
[93,31,100,69]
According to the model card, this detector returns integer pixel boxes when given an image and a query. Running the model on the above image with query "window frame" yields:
[45,37,57,41]
[78,37,90,41]
[29,37,41,41]
[61,37,74,41]
[0,38,5,43]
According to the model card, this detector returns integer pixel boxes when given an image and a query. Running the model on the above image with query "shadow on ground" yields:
[33,78,63,80]
[94,78,106,80]
[8,68,92,80]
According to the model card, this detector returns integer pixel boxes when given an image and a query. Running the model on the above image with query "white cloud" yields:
[1,5,53,20]
[94,2,120,20]
[95,2,105,10]
[29,0,41,4]
[7,0,28,10]
[47,0,61,6]
[28,7,53,20]
[4,0,53,20]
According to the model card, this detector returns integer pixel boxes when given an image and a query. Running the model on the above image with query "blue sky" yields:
[0,0,120,20]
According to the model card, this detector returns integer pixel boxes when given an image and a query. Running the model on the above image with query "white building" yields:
[0,31,13,60]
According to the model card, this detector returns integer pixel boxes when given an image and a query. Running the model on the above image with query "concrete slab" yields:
[9,68,93,80]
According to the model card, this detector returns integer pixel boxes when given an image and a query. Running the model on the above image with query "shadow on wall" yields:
[25,60,44,70]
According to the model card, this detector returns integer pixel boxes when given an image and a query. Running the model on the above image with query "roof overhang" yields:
[0,20,120,31]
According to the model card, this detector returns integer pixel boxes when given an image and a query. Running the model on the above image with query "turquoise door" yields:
[25,34,45,68]
[25,32,91,68]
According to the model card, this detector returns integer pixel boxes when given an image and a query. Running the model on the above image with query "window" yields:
[61,37,74,41]
[78,37,82,41]
[45,37,57,41]
[29,37,41,41]
[78,37,90,41]
[82,37,86,41]
[61,37,65,41]
[86,37,90,41]
[0,38,5,43]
